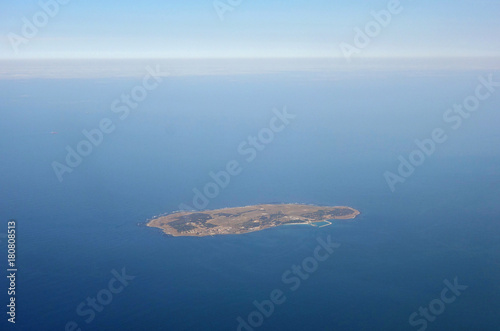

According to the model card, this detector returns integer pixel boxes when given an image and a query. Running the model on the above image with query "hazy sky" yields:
[1,0,499,59]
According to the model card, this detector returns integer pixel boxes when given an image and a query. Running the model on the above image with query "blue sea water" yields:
[0,70,499,330]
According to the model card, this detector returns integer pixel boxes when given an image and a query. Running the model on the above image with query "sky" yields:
[0,0,499,59]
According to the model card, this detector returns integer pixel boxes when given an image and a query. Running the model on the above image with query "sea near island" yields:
[0,66,499,330]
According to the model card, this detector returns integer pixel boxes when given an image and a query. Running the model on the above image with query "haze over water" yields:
[1,61,499,329]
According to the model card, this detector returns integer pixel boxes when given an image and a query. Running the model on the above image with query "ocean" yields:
[0,69,499,330]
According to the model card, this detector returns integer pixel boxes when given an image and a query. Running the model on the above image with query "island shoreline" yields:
[146,203,360,237]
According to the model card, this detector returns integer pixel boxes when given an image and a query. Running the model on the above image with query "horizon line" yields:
[1,55,500,61]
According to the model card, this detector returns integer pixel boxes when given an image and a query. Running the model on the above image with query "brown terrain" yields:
[147,204,360,237]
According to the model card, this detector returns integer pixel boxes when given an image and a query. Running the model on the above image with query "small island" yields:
[147,204,360,237]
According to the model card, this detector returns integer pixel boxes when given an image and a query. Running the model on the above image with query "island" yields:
[147,204,360,237]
